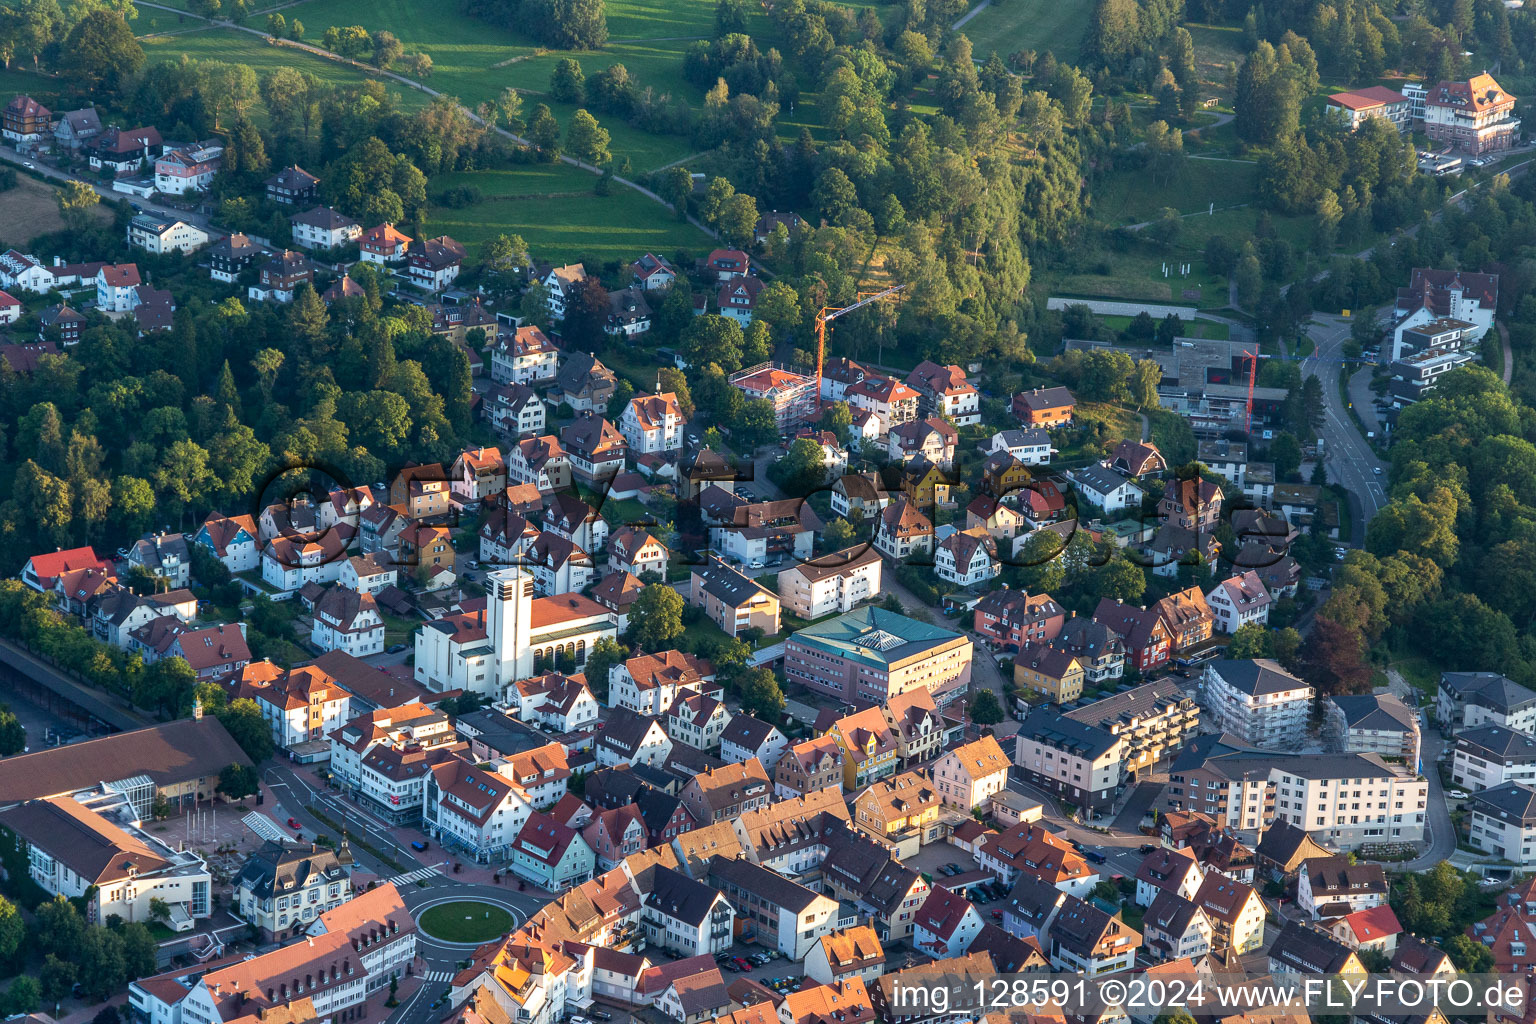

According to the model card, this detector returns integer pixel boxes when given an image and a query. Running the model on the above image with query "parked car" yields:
[411,840,430,851]
[590,1013,613,1021]
[1085,850,1107,864]
[287,817,302,829]
[732,956,752,971]
[1448,789,1469,799]
[570,1015,594,1024]
[1138,843,1157,854]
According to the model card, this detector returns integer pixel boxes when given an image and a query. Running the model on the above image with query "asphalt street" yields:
[1301,314,1388,544]
[1,143,215,230]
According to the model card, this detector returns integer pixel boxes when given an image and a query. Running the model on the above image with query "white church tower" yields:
[486,566,535,687]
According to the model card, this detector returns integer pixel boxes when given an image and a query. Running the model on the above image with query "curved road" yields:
[1301,313,1387,544]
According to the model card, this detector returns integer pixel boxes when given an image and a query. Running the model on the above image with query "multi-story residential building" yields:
[1143,891,1212,961]
[1012,386,1076,427]
[1193,874,1266,954]
[207,232,261,283]
[681,759,772,825]
[1064,680,1199,777]
[1093,599,1174,672]
[507,434,572,492]
[1206,570,1272,634]
[642,866,735,957]
[511,811,595,889]
[486,383,546,437]
[719,714,788,771]
[561,415,628,486]
[1200,659,1313,748]
[233,840,352,940]
[491,325,561,385]
[3,95,52,143]
[912,887,986,958]
[729,362,818,431]
[265,165,320,206]
[1133,846,1204,907]
[290,206,362,250]
[610,650,720,715]
[249,249,315,303]
[621,391,685,453]
[1423,73,1520,155]
[408,235,466,292]
[544,263,587,319]
[1163,741,1429,849]
[774,736,844,800]
[709,857,839,959]
[987,427,1053,467]
[1468,783,1536,865]
[1153,587,1215,652]
[689,559,780,639]
[1392,268,1499,360]
[665,690,732,752]
[1068,463,1143,514]
[934,528,999,587]
[1268,919,1365,977]
[845,375,920,437]
[1297,855,1388,920]
[822,829,929,943]
[423,755,534,863]
[784,606,972,707]
[0,792,212,929]
[552,351,618,412]
[776,545,882,620]
[1437,671,1536,733]
[609,526,669,577]
[905,360,980,426]
[973,589,1066,652]
[154,141,223,194]
[1326,693,1421,768]
[595,713,674,768]
[1042,894,1140,975]
[1048,615,1125,684]
[1451,724,1536,791]
[933,736,1011,812]
[850,769,943,858]
[1013,709,1126,815]
[887,417,959,467]
[1013,644,1084,704]
[246,663,351,753]
[804,926,885,986]
[582,803,647,869]
[309,586,385,657]
[127,216,209,254]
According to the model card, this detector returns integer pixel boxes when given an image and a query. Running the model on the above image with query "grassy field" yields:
[1,172,115,245]
[1094,160,1260,225]
[958,0,1091,63]
[418,901,513,942]
[222,0,720,171]
[423,164,712,262]
[1098,314,1230,340]
[138,26,435,116]
[1185,23,1245,107]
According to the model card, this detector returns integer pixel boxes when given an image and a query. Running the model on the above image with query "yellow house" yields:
[901,458,952,507]
[1013,645,1084,704]
[826,705,899,790]
[851,769,944,859]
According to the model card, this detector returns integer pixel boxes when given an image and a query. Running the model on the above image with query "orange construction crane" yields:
[1241,347,1258,434]
[814,283,906,413]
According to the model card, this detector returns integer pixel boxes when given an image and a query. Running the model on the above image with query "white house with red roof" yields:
[154,141,223,194]
[845,376,920,437]
[1329,904,1402,955]
[905,360,980,426]
[310,586,385,657]
[290,206,362,250]
[408,235,467,292]
[424,754,535,861]
[621,392,685,453]
[1206,570,1272,634]
[96,263,143,312]
[717,276,763,327]
[0,289,23,326]
[631,253,677,291]
[304,882,417,993]
[0,250,54,294]
[195,513,261,573]
[261,529,353,594]
[705,248,751,280]
[359,222,412,264]
[21,545,110,592]
[912,888,985,958]
[491,325,560,385]
[133,621,252,680]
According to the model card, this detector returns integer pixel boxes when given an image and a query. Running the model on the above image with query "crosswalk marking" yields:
[422,970,454,983]
[389,866,441,885]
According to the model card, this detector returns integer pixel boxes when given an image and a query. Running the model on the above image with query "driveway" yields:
[1301,314,1389,542]
[1403,727,1456,871]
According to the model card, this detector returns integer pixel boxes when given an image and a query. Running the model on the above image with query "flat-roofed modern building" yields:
[784,607,973,707]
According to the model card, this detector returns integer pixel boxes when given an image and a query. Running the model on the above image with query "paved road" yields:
[0,142,216,231]
[1301,314,1387,542]
[1404,727,1456,871]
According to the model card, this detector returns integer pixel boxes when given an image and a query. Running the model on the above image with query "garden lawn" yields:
[1094,161,1260,225]
[418,901,514,942]
[957,0,1092,64]
[422,175,712,263]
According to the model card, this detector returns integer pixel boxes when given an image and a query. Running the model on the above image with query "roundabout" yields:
[416,899,516,944]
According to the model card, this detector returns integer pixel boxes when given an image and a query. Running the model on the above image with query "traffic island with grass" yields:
[418,901,514,943]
